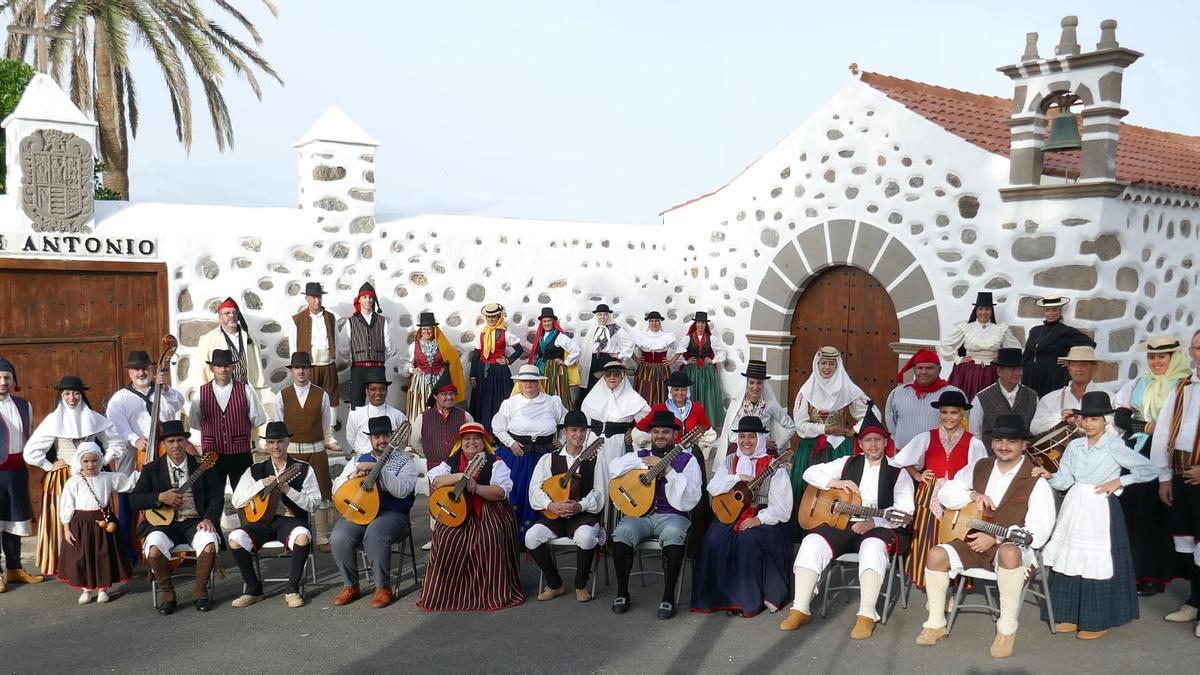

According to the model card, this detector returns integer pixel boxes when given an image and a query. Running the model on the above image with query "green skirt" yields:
[789,435,854,541]
[684,362,724,429]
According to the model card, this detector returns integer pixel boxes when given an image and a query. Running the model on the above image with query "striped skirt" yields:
[418,500,525,611]
[1045,496,1139,631]
[542,359,574,411]
[634,362,671,407]
[406,370,436,421]
[905,479,939,589]
[56,510,132,591]
[684,362,725,429]
[36,466,71,576]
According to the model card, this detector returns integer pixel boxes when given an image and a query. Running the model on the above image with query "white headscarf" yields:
[796,350,866,412]
[581,371,648,421]
[69,441,104,475]
[34,396,113,439]
[717,379,787,466]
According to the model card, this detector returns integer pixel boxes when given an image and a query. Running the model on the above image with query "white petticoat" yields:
[1042,483,1112,580]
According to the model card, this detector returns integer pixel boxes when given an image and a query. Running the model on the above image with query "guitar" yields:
[142,453,219,527]
[608,426,705,518]
[796,485,914,531]
[710,447,796,525]
[540,436,605,520]
[137,334,178,470]
[240,462,305,525]
[428,453,487,527]
[333,421,413,525]
[938,500,1034,547]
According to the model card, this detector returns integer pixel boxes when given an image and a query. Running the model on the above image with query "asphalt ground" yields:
[1,494,1196,675]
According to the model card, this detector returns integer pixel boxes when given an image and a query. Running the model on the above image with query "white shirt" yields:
[890,431,989,476]
[231,460,322,513]
[802,455,915,529]
[272,382,333,430]
[528,441,609,515]
[287,311,337,366]
[188,381,268,431]
[1030,381,1109,436]
[428,455,514,498]
[533,333,582,366]
[332,450,420,500]
[939,321,1022,365]
[59,473,137,523]
[346,403,408,456]
[939,458,1056,549]
[632,329,678,353]
[0,397,26,460]
[107,385,186,474]
[584,323,634,362]
[1150,373,1200,482]
[609,448,703,513]
[792,393,869,441]
[707,451,793,525]
[491,393,567,447]
[164,455,190,486]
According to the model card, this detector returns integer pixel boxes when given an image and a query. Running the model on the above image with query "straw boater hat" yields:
[481,303,505,318]
[1035,296,1070,308]
[595,354,633,374]
[1137,335,1182,353]
[513,364,548,381]
[1058,346,1099,364]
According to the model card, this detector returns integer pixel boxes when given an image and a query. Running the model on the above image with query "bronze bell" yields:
[1043,110,1082,152]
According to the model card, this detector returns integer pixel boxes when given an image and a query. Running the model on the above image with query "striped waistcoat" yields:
[349,313,386,364]
[199,383,252,455]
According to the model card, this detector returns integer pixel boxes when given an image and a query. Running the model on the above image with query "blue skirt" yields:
[496,444,549,544]
[469,361,513,433]
[1045,496,1139,631]
[690,521,793,616]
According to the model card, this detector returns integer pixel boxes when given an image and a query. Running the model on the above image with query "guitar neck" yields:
[642,428,703,484]
[175,464,210,495]
[833,502,889,520]
[361,446,396,491]
[260,465,301,498]
[745,450,795,492]
[967,519,1011,540]
[451,455,486,499]
[563,438,605,483]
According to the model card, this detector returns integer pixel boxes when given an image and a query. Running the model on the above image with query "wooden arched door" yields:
[788,266,900,410]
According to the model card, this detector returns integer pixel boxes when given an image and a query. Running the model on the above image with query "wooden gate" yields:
[788,265,900,410]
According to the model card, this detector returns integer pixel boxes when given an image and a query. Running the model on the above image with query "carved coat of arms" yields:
[19,129,94,232]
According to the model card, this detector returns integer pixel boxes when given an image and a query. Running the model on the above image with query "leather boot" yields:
[148,555,176,615]
[193,548,216,611]
[314,505,332,553]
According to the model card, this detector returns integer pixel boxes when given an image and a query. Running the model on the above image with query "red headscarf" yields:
[528,318,567,363]
[353,286,377,316]
[896,349,947,399]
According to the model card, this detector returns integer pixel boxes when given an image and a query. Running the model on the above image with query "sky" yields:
[104,1,1200,224]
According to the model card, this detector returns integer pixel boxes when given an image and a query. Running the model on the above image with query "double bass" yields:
[136,334,179,470]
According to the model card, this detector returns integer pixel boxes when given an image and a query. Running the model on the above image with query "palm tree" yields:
[2,0,283,198]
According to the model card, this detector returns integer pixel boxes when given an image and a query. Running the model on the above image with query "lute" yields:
[541,436,605,519]
[428,452,487,527]
[143,452,219,527]
[137,334,178,470]
[333,421,413,525]
[608,426,704,518]
[240,462,304,525]
[710,447,796,525]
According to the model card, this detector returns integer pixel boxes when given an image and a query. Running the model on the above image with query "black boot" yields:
[529,544,563,590]
[231,547,263,599]
[612,542,634,614]
[573,547,594,590]
[658,545,685,620]
[288,543,311,595]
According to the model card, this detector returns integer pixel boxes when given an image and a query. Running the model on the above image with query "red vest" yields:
[199,383,252,455]
[924,429,973,480]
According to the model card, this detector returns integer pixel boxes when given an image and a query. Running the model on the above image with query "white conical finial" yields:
[293,106,379,148]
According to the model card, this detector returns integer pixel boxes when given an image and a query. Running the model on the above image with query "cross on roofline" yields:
[7,0,74,74]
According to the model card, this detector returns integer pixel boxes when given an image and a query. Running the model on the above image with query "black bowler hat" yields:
[973,292,995,307]
[644,311,665,321]
[666,371,692,388]
[558,410,590,430]
[734,415,767,434]
[417,312,438,327]
[159,420,189,440]
[646,409,681,430]
[994,348,1023,368]
[538,307,557,321]
[741,360,770,380]
[364,416,396,436]
[929,390,972,410]
[127,350,152,369]
[54,375,89,391]
[206,349,235,367]
[991,414,1033,440]
[263,421,292,440]
[1074,391,1116,417]
[304,282,324,297]
[693,311,709,323]
[287,352,314,369]
[594,303,612,314]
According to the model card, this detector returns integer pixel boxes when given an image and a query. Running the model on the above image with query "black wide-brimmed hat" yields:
[646,409,681,430]
[159,419,189,440]
[417,312,438,327]
[973,292,995,307]
[991,414,1033,440]
[54,375,89,391]
[994,348,1023,368]
[538,307,557,321]
[364,416,396,436]
[734,415,767,434]
[127,350,152,369]
[304,282,324,297]
[693,311,709,323]
[741,360,770,380]
[929,390,972,410]
[263,421,292,440]
[593,303,612,314]
[206,349,236,367]
[287,352,314,369]
[666,371,692,388]
[644,311,665,321]
[558,409,590,430]
[1074,391,1116,417]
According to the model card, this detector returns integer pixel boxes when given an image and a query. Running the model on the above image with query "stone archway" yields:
[745,219,941,403]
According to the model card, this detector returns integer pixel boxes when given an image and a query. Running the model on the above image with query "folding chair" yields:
[358,529,421,590]
[535,536,601,598]
[818,551,911,624]
[945,550,1056,634]
[242,516,320,595]
[150,544,216,608]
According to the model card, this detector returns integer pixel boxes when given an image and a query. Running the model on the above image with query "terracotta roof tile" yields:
[861,71,1200,195]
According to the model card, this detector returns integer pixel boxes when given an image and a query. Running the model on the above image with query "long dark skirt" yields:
[1045,496,1139,631]
[1022,360,1070,399]
[948,361,997,402]
[56,510,132,591]
[691,521,792,616]
[1120,433,1184,585]
[418,500,525,611]
[686,448,713,559]
[468,361,514,433]
[496,442,551,543]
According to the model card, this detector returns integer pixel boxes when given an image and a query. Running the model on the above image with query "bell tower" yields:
[997,16,1142,201]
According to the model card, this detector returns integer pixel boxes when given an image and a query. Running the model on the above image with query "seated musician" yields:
[526,410,607,603]
[780,406,913,639]
[330,416,420,609]
[915,414,1056,659]
[228,421,321,609]
[692,416,793,617]
[129,420,223,615]
[609,410,703,620]
[417,422,524,611]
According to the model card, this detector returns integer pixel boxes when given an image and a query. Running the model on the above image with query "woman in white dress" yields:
[939,292,1021,401]
[789,346,870,505]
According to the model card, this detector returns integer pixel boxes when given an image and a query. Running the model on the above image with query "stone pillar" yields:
[294,106,378,235]
[1007,114,1045,186]
[1079,106,1126,181]
[1,73,97,232]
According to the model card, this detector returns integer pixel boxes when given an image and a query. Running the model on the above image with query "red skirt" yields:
[417,500,525,611]
[948,361,997,402]
[56,510,132,591]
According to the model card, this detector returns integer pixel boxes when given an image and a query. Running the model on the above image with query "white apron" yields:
[1042,483,1113,580]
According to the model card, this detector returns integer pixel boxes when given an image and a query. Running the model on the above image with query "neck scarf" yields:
[481,316,507,360]
[1138,349,1194,421]
[581,374,648,421]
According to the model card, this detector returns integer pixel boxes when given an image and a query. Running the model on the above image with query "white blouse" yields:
[428,455,514,498]
[707,452,793,526]
[59,473,137,523]
[939,321,1022,365]
[632,330,679,354]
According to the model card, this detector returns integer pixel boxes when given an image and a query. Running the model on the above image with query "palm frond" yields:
[123,66,137,137]
[204,19,282,88]
[210,0,263,44]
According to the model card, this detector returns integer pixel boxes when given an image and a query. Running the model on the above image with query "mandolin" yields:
[240,462,304,525]
[333,421,413,525]
[710,447,796,525]
[938,500,1033,547]
[796,485,913,531]
[428,453,487,527]
[540,436,605,519]
[143,453,219,527]
[608,426,704,518]
[137,334,178,470]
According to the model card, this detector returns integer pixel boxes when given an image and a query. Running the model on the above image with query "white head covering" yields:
[36,396,113,439]
[716,379,787,466]
[581,371,648,421]
[796,349,866,412]
[70,441,104,475]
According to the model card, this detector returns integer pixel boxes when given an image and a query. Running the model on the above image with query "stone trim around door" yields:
[745,219,941,400]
